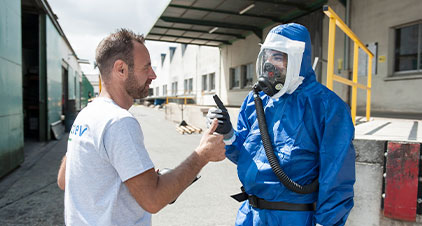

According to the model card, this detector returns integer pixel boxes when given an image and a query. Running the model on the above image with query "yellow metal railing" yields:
[323,5,373,125]
[165,97,195,105]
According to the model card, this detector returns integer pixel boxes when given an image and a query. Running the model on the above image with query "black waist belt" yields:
[231,189,316,211]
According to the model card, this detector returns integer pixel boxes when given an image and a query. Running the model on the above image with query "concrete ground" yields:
[0,136,66,225]
[355,116,422,142]
[130,105,241,226]
[0,105,241,226]
[2,104,419,226]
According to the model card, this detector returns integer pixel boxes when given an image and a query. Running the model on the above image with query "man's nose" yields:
[149,68,157,80]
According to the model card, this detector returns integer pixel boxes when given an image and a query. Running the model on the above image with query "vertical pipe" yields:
[344,0,352,106]
[344,0,350,70]
[218,48,222,101]
[327,17,336,90]
[418,24,421,71]
[352,43,359,125]
[367,55,372,121]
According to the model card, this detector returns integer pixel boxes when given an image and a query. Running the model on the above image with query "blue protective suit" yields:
[226,23,356,226]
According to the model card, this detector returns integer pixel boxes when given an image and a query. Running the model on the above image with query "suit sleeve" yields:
[314,97,356,226]
[225,94,253,165]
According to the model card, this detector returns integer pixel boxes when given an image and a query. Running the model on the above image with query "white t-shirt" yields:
[65,97,154,226]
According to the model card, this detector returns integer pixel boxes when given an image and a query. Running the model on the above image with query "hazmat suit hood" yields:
[257,23,315,99]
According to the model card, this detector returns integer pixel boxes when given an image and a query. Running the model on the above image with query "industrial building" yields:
[0,0,93,178]
[147,0,422,119]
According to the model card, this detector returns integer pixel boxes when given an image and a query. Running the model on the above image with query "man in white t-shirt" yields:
[57,29,226,226]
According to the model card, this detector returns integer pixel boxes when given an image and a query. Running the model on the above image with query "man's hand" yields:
[196,119,226,163]
[57,155,66,190]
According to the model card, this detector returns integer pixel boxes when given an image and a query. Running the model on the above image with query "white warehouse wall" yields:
[150,43,220,106]
[321,0,422,115]
[349,0,422,114]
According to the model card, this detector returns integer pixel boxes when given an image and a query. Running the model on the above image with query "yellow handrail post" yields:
[323,5,374,125]
[366,56,372,121]
[327,17,336,90]
[351,44,359,125]
[99,75,102,93]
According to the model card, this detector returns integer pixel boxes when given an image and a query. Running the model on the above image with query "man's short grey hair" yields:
[95,28,145,79]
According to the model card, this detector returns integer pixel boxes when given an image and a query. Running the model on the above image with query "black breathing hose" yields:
[252,87,319,194]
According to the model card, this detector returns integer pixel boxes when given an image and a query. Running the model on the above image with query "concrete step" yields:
[355,116,421,142]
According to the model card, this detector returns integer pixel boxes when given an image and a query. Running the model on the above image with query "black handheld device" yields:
[212,95,232,134]
[213,94,227,111]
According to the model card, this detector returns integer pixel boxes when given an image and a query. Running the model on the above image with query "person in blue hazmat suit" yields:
[207,23,355,226]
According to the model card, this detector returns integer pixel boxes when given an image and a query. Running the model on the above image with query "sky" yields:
[48,0,174,75]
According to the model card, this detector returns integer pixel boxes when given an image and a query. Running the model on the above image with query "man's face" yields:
[264,49,288,82]
[125,42,156,99]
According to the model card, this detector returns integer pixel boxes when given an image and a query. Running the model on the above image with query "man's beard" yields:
[125,71,149,99]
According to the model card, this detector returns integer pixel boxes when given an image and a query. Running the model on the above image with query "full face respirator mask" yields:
[253,32,306,99]
[255,49,288,97]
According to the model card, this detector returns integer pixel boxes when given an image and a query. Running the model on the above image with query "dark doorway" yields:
[62,66,69,118]
[22,13,40,140]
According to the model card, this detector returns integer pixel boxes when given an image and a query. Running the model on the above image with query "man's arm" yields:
[125,119,225,214]
[57,155,66,190]
[314,98,356,226]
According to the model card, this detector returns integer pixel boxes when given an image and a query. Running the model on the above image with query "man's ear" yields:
[113,60,128,79]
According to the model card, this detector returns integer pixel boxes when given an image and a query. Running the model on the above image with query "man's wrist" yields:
[193,148,210,166]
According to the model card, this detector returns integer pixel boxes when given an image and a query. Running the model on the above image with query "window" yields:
[188,78,193,94]
[182,44,187,56]
[161,53,166,67]
[230,67,240,89]
[230,64,254,89]
[171,82,178,96]
[169,47,176,61]
[184,78,193,94]
[209,73,215,91]
[163,85,167,96]
[394,22,422,73]
[155,87,159,96]
[184,79,188,94]
[201,73,216,92]
[202,74,208,91]
[241,63,254,88]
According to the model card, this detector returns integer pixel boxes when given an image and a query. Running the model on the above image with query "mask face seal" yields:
[255,49,288,97]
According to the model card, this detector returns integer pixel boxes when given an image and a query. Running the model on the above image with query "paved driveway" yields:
[130,105,241,226]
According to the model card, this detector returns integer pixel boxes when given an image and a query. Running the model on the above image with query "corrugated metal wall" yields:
[0,0,24,178]
[0,0,93,177]
[46,17,63,139]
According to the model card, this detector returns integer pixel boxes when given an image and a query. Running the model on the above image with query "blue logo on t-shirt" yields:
[70,124,88,137]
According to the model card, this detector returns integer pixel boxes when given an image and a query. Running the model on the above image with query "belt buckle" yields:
[248,195,258,208]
